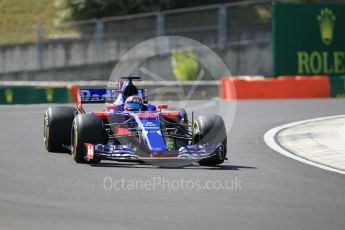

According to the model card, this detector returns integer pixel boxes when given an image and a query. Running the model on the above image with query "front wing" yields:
[84,143,223,167]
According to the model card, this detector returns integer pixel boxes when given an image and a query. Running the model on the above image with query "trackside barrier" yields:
[2,78,341,103]
[221,76,330,100]
[0,86,72,104]
[0,81,221,104]
[329,76,345,98]
[68,85,79,104]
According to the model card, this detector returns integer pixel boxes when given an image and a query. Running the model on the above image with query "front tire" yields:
[71,114,108,164]
[193,115,227,166]
[44,106,77,153]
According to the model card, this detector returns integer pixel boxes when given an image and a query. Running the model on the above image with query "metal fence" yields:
[1,0,273,48]
[2,0,345,78]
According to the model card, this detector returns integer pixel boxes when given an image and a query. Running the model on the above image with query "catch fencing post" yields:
[95,19,104,61]
[218,5,227,49]
[36,26,44,69]
[156,12,165,37]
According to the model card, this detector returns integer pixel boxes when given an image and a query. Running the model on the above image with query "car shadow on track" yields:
[207,165,257,171]
[90,162,257,171]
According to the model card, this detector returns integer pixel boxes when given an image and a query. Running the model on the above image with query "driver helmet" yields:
[124,95,143,111]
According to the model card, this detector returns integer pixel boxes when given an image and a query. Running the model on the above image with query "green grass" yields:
[0,0,57,45]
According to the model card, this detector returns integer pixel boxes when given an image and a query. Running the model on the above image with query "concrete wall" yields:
[0,44,38,72]
[0,38,272,81]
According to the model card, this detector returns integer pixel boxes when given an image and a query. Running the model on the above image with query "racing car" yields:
[43,76,227,167]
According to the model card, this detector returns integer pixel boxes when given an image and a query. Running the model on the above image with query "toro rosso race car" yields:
[44,77,227,167]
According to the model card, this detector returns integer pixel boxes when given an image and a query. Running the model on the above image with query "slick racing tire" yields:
[193,115,227,166]
[71,114,108,164]
[44,106,78,153]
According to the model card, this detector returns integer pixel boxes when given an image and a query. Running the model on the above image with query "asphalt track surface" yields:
[1,99,345,230]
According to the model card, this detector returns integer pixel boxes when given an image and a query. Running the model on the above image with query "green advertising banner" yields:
[329,75,345,98]
[0,87,72,104]
[273,3,345,76]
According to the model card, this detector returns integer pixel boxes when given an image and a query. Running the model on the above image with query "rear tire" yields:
[193,115,227,166]
[44,106,77,153]
[71,114,108,164]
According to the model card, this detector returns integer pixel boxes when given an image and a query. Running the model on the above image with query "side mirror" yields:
[157,104,168,110]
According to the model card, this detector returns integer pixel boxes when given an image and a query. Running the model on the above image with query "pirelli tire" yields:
[71,114,108,164]
[193,115,227,166]
[44,106,78,153]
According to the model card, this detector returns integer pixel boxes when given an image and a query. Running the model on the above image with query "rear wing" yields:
[80,89,116,103]
[76,88,147,113]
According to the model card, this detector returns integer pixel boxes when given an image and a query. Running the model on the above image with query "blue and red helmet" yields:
[124,95,143,111]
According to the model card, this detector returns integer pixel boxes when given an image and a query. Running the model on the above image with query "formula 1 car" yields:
[44,77,227,167]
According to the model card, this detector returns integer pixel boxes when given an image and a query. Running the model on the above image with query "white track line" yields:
[264,115,345,175]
